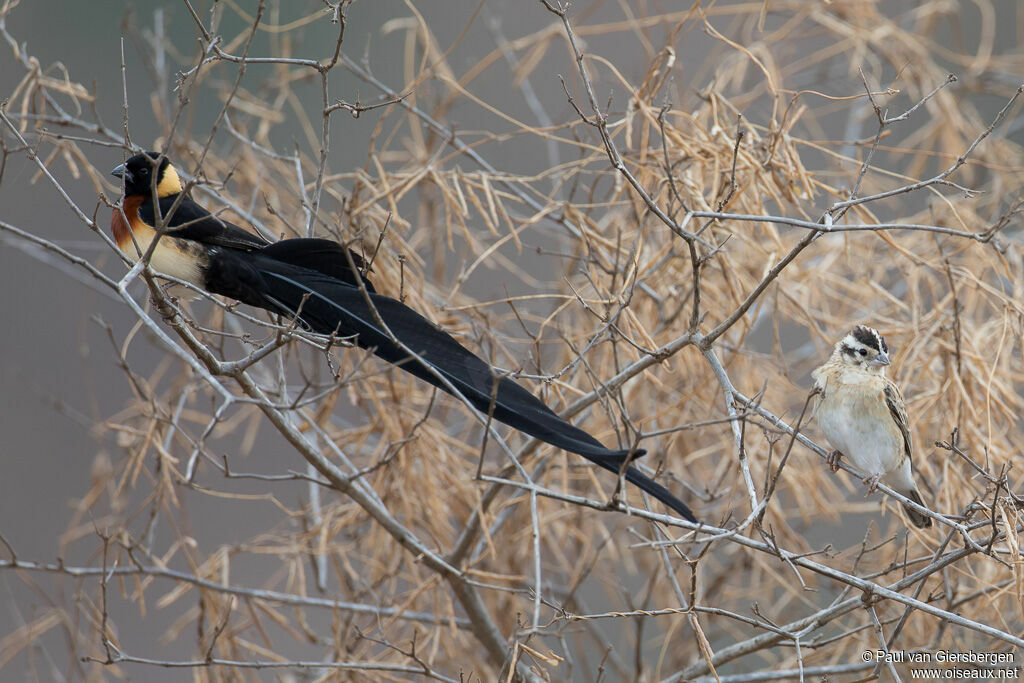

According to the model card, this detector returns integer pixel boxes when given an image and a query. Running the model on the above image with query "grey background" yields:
[0,0,1013,680]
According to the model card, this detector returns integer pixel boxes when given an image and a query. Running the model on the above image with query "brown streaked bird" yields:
[811,325,931,528]
[111,151,697,522]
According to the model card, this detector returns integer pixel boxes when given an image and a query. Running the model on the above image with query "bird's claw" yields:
[863,474,881,493]
[826,449,843,472]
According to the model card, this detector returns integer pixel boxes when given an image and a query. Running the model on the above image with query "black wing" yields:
[259,239,376,292]
[139,194,269,251]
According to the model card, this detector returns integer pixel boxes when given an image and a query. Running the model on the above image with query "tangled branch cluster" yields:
[1,0,1023,680]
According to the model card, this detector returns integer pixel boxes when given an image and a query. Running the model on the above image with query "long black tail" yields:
[207,239,696,522]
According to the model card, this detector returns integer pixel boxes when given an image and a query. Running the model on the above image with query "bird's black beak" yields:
[110,163,133,184]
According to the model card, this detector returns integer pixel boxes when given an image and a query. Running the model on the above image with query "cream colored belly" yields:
[816,388,902,478]
[122,222,205,286]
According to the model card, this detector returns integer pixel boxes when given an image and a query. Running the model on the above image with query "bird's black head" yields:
[111,151,182,198]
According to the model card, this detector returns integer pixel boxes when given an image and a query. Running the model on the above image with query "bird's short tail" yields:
[903,489,931,528]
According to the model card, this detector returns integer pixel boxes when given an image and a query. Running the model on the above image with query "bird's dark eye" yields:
[139,167,149,176]
[859,349,867,356]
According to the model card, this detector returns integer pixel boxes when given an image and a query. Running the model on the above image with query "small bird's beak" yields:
[870,352,891,367]
[110,163,134,184]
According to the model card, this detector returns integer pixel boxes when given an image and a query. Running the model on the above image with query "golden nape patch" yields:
[156,163,183,196]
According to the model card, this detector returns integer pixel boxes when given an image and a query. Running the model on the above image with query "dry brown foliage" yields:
[1,0,1023,680]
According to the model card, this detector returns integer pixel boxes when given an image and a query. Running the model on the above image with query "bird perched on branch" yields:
[110,151,696,522]
[811,325,930,528]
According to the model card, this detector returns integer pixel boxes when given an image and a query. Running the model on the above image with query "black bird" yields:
[111,151,696,522]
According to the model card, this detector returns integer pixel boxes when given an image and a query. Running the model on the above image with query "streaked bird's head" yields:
[111,151,182,198]
[833,324,891,371]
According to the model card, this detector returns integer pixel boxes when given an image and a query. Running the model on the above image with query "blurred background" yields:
[1,0,1023,680]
